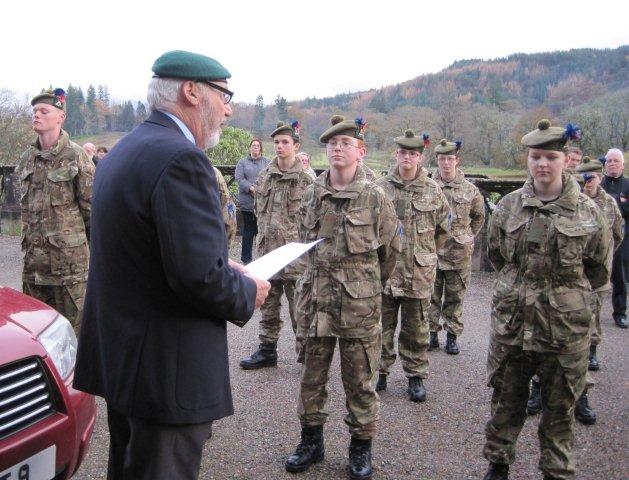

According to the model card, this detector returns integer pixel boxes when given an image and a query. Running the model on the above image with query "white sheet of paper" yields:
[244,239,324,280]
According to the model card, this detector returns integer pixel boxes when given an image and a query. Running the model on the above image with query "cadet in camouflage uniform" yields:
[482,120,612,480]
[17,88,94,332]
[375,130,449,402]
[427,139,485,354]
[213,165,237,246]
[285,115,400,480]
[240,121,313,369]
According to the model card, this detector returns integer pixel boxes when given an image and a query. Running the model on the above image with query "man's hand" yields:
[229,258,246,273]
[249,186,256,195]
[245,273,270,309]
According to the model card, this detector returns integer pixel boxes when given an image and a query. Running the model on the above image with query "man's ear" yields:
[180,80,201,106]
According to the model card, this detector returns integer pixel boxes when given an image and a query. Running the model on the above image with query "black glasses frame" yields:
[202,81,234,104]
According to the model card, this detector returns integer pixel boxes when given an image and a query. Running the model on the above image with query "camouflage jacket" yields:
[433,169,485,271]
[590,186,624,251]
[296,166,401,338]
[376,166,449,299]
[487,172,612,353]
[254,156,313,280]
[17,130,94,285]
[213,166,236,248]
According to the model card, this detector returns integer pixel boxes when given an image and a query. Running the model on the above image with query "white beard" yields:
[204,131,221,149]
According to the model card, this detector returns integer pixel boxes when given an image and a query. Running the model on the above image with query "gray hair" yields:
[606,148,625,162]
[147,77,184,112]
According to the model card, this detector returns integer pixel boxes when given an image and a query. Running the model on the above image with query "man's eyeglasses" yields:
[327,139,359,150]
[201,81,234,104]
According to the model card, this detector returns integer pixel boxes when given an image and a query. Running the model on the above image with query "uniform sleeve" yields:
[583,207,613,291]
[253,169,267,218]
[151,151,256,323]
[297,184,315,242]
[610,199,625,252]
[434,188,451,251]
[75,149,95,240]
[377,193,401,284]
[487,200,507,272]
[213,167,236,248]
[469,188,486,237]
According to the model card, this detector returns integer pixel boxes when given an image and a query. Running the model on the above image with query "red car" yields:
[0,286,96,479]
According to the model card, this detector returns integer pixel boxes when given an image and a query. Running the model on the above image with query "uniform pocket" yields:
[340,278,382,328]
[344,208,379,254]
[554,221,596,267]
[413,252,438,290]
[47,166,76,206]
[548,289,591,346]
[48,232,89,276]
[412,200,437,234]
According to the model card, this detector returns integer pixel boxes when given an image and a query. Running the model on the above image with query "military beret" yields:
[521,119,582,151]
[319,115,366,144]
[576,156,604,174]
[435,138,462,155]
[152,50,231,81]
[271,121,301,142]
[31,88,66,112]
[394,130,430,152]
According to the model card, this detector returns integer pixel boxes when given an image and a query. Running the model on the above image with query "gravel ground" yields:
[1,234,627,479]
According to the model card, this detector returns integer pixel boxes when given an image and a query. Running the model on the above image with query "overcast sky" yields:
[4,0,627,105]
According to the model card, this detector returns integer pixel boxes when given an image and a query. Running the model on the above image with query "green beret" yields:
[521,119,582,151]
[394,130,429,152]
[434,138,462,155]
[271,121,301,142]
[319,115,366,144]
[575,156,604,174]
[152,50,231,81]
[31,88,66,112]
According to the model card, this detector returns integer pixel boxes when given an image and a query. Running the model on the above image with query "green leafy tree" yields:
[136,101,148,124]
[205,126,253,166]
[253,95,265,136]
[119,101,136,131]
[0,89,32,167]
[275,95,288,122]
[64,85,86,136]
[86,84,99,133]
[97,84,110,106]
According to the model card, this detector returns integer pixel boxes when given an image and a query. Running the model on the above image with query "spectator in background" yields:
[297,151,316,179]
[565,145,583,171]
[235,139,269,264]
[601,148,629,328]
[95,146,108,164]
[83,142,98,165]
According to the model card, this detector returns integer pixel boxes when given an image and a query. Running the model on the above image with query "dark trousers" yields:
[611,235,629,319]
[106,404,213,480]
[240,210,258,264]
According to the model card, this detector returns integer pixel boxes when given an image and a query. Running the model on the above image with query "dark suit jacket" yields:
[74,110,256,424]
[602,174,629,234]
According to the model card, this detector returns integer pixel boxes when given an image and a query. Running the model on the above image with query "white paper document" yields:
[244,239,324,280]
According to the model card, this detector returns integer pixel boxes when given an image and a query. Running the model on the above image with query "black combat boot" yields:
[428,331,439,351]
[348,437,372,480]
[482,462,509,480]
[614,314,628,328]
[575,391,597,425]
[407,377,427,402]
[444,332,459,355]
[375,374,387,392]
[239,342,278,369]
[588,344,600,371]
[526,380,542,415]
[285,426,324,473]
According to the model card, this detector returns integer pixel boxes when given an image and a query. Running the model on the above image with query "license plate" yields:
[0,445,56,480]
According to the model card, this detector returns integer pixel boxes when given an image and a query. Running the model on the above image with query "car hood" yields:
[0,286,58,337]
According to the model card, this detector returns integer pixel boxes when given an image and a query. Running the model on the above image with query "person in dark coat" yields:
[73,50,270,480]
[601,148,629,328]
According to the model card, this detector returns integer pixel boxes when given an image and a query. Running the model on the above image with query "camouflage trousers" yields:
[23,281,85,333]
[379,294,429,379]
[427,268,470,336]
[590,290,605,346]
[484,342,588,480]
[259,279,296,344]
[298,334,381,440]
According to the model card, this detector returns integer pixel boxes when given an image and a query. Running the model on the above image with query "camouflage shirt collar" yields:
[32,129,69,157]
[268,156,304,177]
[521,171,580,215]
[434,168,464,186]
[316,165,368,199]
[386,165,428,189]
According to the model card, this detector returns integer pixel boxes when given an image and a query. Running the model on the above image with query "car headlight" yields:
[38,314,77,380]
